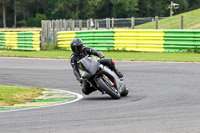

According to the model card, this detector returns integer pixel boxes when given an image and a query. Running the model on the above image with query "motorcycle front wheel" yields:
[97,76,121,99]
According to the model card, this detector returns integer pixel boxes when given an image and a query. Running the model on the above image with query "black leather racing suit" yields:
[70,46,116,95]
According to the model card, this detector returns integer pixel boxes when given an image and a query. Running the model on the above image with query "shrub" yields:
[27,13,47,27]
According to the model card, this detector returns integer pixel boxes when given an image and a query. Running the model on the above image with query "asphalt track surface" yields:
[0,57,200,133]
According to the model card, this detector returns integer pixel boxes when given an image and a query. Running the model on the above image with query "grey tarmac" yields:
[0,57,200,133]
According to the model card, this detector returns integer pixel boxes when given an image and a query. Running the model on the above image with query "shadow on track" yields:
[82,95,140,101]
[82,96,115,101]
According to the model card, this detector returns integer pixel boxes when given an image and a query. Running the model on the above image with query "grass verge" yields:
[135,8,200,29]
[0,86,44,106]
[0,50,200,62]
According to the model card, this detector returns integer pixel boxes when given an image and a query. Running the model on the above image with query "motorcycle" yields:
[78,55,128,99]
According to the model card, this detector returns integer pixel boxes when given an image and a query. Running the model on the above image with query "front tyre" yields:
[121,88,129,96]
[120,83,129,96]
[97,76,121,99]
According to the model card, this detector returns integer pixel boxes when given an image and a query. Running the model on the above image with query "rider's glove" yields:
[100,55,105,59]
[78,77,83,84]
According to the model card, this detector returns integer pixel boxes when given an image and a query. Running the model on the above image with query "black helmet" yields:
[70,38,83,54]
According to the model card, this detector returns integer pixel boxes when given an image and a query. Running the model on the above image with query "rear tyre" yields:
[97,77,121,99]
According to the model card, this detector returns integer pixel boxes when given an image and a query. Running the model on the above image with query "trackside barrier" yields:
[57,30,115,50]
[0,32,41,51]
[164,30,200,52]
[0,28,41,32]
[57,30,200,52]
[113,30,164,52]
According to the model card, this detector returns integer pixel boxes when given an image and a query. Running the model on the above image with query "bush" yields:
[187,46,200,53]
[27,13,47,27]
[17,20,27,27]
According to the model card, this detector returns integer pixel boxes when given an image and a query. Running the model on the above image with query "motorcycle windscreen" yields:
[79,56,99,75]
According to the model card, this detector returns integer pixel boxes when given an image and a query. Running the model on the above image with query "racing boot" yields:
[114,69,123,78]
[82,81,97,95]
[82,87,96,95]
[110,60,124,78]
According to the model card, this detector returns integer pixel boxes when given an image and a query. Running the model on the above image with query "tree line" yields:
[0,0,200,28]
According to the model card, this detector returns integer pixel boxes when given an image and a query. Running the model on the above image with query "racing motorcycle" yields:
[78,55,128,99]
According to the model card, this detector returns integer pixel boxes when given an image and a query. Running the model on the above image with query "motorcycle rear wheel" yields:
[97,77,121,99]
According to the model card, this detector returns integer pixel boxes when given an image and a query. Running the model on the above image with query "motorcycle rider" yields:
[70,38,123,95]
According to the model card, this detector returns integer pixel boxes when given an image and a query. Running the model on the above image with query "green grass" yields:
[0,50,200,62]
[0,50,71,59]
[105,52,200,62]
[0,86,44,106]
[135,8,200,29]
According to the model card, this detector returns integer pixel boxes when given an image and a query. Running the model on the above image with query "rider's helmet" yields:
[70,38,83,54]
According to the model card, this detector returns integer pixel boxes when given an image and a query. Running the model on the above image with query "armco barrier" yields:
[0,28,41,32]
[57,30,200,52]
[0,32,40,51]
[114,30,164,52]
[164,30,200,52]
[57,30,115,50]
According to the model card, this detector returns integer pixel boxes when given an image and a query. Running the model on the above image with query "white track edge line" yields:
[0,88,83,113]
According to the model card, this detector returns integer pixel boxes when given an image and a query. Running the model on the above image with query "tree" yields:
[90,0,138,18]
[34,0,48,14]
[0,0,10,28]
[13,0,20,27]
[51,0,138,19]
[27,13,47,27]
[0,0,200,28]
[173,0,188,15]
[2,1,6,27]
[187,0,200,10]
[51,0,77,19]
